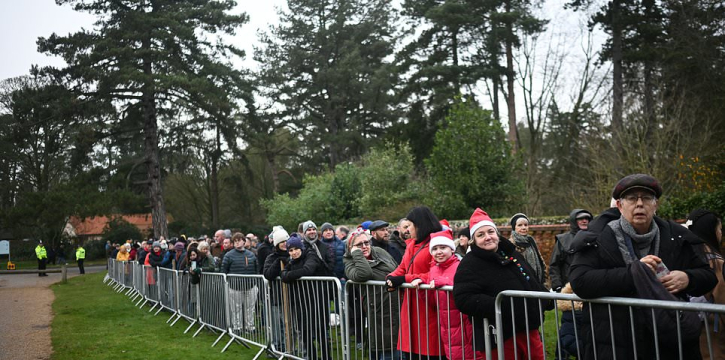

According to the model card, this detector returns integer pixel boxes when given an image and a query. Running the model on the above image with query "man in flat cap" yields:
[569,174,717,360]
[369,220,403,264]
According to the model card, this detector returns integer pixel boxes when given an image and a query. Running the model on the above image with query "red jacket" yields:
[388,236,441,356]
[429,255,478,360]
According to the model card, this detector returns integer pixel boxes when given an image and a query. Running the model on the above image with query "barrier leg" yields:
[211,331,228,347]
[148,302,158,313]
[166,312,177,324]
[184,320,198,334]
[193,323,206,337]
[138,298,148,308]
[153,305,164,316]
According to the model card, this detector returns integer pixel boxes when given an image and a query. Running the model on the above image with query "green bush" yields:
[425,99,526,219]
[658,183,725,220]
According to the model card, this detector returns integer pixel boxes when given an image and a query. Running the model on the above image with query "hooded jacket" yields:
[569,215,717,360]
[263,247,290,306]
[549,209,592,290]
[343,245,399,352]
[429,255,475,359]
[453,237,551,351]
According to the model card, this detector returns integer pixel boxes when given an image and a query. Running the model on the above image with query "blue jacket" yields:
[322,235,346,279]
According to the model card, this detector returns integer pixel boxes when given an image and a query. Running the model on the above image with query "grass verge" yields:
[11,259,106,270]
[51,272,258,360]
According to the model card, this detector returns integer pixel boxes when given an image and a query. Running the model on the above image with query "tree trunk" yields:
[210,126,220,229]
[267,151,279,194]
[142,37,168,239]
[493,77,500,121]
[611,0,623,133]
[505,2,518,154]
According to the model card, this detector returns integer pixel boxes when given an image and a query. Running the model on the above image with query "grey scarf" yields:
[305,235,324,261]
[510,233,544,283]
[608,217,660,264]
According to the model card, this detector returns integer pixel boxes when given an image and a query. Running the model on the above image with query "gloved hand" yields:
[386,275,405,289]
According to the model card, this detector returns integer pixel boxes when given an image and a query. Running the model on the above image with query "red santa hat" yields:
[429,229,455,253]
[469,208,496,238]
[439,219,451,231]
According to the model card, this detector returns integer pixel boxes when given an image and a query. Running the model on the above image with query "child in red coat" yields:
[427,229,478,360]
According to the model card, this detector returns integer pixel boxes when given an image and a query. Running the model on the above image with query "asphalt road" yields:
[0,265,105,360]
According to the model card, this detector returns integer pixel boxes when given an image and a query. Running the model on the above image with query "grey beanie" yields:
[320,222,334,232]
[303,220,317,232]
[152,241,161,249]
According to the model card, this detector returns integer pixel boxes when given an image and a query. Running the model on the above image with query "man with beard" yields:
[369,220,404,264]
[301,220,334,276]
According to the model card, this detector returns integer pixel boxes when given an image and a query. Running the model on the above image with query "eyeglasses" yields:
[353,241,371,249]
[621,194,656,204]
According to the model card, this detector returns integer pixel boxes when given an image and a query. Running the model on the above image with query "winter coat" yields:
[116,249,130,262]
[128,248,137,261]
[263,248,290,306]
[371,237,405,265]
[387,236,442,356]
[322,235,346,279]
[453,238,551,351]
[174,250,186,270]
[303,238,335,276]
[428,255,475,360]
[509,234,547,286]
[343,245,400,352]
[136,248,147,264]
[569,215,717,360]
[550,209,592,291]
[256,241,274,274]
[221,248,258,275]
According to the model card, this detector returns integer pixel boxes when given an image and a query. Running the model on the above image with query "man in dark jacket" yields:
[369,220,404,264]
[549,208,593,292]
[301,220,334,276]
[320,222,346,280]
[222,233,258,332]
[569,174,717,360]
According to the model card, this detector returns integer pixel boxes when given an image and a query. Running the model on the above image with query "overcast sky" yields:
[0,0,285,81]
[0,0,606,122]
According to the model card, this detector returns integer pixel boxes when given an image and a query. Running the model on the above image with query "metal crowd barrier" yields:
[196,272,232,348]
[495,290,725,360]
[106,264,725,360]
[170,270,200,334]
[265,276,344,360]
[224,274,268,354]
[157,267,178,318]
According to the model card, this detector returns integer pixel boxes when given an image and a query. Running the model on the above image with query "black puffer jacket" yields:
[569,216,717,360]
[263,248,289,306]
[453,238,551,350]
[549,209,592,291]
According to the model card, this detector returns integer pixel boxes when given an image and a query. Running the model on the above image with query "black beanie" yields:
[687,209,721,253]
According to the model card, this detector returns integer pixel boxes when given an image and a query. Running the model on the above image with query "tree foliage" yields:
[425,98,524,218]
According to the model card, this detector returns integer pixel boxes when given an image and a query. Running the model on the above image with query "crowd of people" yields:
[102,173,723,360]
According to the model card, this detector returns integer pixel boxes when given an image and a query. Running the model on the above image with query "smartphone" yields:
[191,261,197,270]
[655,262,670,279]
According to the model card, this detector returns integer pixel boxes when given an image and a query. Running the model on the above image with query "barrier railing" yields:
[495,290,725,360]
[157,267,178,318]
[106,259,725,360]
[171,270,200,333]
[196,272,232,348]
[267,276,344,360]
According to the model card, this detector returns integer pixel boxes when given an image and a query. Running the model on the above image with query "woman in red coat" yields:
[387,206,444,360]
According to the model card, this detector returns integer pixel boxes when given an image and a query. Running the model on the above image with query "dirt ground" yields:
[0,266,103,360]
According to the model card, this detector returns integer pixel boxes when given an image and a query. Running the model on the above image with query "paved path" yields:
[0,265,104,360]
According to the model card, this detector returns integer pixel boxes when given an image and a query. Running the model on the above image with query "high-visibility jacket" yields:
[35,245,47,260]
[76,247,86,260]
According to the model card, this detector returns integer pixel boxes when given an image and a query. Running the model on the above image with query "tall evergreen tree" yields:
[37,0,251,238]
[255,0,399,171]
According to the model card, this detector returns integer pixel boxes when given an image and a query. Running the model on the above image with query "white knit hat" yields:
[272,227,290,247]
[429,229,455,253]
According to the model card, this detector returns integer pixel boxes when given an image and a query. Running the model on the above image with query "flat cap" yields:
[612,174,663,199]
[369,220,389,231]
